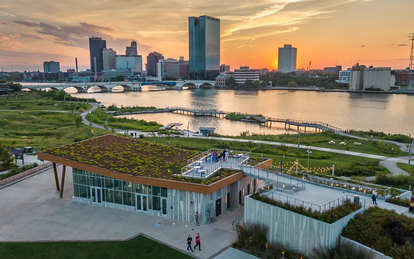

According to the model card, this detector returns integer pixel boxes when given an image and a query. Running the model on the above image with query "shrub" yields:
[341,207,414,258]
[386,197,410,207]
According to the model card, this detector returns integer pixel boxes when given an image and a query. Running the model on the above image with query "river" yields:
[72,88,414,136]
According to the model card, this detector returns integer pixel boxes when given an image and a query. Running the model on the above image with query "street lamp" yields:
[307,149,312,172]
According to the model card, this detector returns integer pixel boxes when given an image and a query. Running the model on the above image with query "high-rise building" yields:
[102,48,117,70]
[188,15,220,79]
[126,41,138,56]
[278,44,297,73]
[43,61,60,73]
[89,37,106,73]
[146,52,164,76]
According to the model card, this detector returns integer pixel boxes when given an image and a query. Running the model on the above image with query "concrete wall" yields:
[340,236,392,259]
[167,176,256,224]
[244,195,365,256]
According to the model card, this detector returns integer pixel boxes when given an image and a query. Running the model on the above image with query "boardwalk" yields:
[113,106,343,132]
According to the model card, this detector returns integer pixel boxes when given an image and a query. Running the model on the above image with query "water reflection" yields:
[73,89,414,136]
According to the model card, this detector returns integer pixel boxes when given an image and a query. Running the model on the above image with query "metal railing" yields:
[259,189,364,213]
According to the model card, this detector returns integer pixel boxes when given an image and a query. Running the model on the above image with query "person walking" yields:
[194,233,201,251]
[409,197,414,214]
[195,211,199,226]
[372,189,378,205]
[187,235,194,252]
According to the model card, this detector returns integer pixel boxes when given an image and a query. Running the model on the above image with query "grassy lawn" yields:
[0,92,108,150]
[145,137,390,177]
[86,107,172,134]
[0,235,191,259]
[397,162,414,175]
[232,132,407,157]
[0,92,91,111]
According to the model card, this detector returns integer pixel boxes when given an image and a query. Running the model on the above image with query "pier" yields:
[113,107,343,132]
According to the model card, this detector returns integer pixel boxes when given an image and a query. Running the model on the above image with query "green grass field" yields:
[0,235,191,259]
[232,132,407,157]
[145,137,390,177]
[397,162,414,175]
[0,93,91,111]
[0,93,108,150]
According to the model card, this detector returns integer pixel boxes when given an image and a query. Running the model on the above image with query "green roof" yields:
[44,135,199,180]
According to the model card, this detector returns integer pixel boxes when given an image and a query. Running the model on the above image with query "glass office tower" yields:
[89,37,107,73]
[188,15,220,79]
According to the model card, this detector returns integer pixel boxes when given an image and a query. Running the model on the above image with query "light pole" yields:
[307,149,312,172]
[297,130,300,149]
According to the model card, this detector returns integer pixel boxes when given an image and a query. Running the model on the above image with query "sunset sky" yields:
[0,0,412,72]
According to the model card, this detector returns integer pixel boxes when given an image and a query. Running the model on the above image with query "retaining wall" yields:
[340,236,393,259]
[244,195,365,256]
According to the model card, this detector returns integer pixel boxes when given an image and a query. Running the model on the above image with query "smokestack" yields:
[75,57,78,74]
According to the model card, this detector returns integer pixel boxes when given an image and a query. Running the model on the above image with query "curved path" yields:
[81,104,412,171]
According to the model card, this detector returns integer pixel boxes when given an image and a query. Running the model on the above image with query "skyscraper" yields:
[278,44,297,73]
[188,15,220,79]
[43,61,60,73]
[89,37,106,73]
[146,52,164,76]
[126,41,138,56]
[102,48,117,70]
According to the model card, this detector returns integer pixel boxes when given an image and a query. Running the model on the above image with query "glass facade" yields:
[188,15,220,79]
[72,169,168,215]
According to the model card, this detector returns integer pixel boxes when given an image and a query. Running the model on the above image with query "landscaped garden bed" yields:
[341,207,414,258]
[251,192,361,224]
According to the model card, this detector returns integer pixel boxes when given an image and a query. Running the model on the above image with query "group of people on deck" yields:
[208,149,231,163]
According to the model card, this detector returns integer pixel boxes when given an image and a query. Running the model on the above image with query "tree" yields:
[244,79,254,87]
[0,145,14,170]
[225,76,237,88]
[254,80,261,87]
[288,80,298,87]
[73,114,82,129]
[114,75,125,82]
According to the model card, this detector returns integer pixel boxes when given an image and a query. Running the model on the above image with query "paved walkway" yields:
[0,166,240,259]
[380,160,410,176]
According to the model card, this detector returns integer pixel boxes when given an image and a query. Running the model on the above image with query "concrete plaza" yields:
[0,166,241,259]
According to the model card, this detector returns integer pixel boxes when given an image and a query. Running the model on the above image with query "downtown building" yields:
[349,64,395,91]
[188,15,220,80]
[233,66,260,85]
[146,52,164,77]
[278,44,297,73]
[89,37,107,73]
[126,41,138,56]
[43,61,60,73]
[102,48,117,70]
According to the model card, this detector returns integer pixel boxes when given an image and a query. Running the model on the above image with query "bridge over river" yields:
[21,80,216,93]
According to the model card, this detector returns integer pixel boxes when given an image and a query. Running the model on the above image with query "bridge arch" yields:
[183,83,197,89]
[88,85,109,93]
[199,82,214,89]
[64,86,86,94]
[41,87,58,92]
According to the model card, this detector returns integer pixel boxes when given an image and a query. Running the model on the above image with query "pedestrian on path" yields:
[372,189,378,205]
[187,235,194,252]
[409,197,414,214]
[194,233,201,251]
[195,211,199,226]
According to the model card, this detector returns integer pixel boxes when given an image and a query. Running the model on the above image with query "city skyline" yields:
[0,0,412,71]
